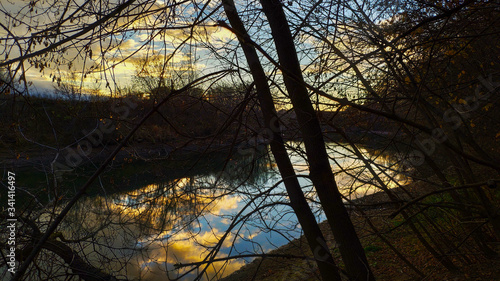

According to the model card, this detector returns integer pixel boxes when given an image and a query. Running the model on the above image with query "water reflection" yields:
[61,142,407,280]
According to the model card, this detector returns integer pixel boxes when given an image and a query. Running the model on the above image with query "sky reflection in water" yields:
[72,142,407,280]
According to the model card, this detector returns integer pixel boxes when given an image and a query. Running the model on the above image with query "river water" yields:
[56,142,406,281]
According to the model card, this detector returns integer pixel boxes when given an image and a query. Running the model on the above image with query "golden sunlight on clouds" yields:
[210,195,240,215]
[64,178,248,280]
[137,227,245,281]
[6,5,236,94]
[110,179,241,236]
[111,178,245,280]
[206,25,237,43]
[36,24,229,93]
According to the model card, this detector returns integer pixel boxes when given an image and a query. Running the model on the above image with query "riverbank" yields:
[0,138,247,171]
[0,128,398,172]
[221,181,500,281]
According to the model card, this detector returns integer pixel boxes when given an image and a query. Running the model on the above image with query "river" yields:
[36,141,408,280]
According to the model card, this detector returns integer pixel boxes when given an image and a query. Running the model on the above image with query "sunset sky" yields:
[1,0,365,103]
[1,0,240,95]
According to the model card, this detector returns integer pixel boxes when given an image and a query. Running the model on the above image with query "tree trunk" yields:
[259,1,375,280]
[222,1,342,280]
